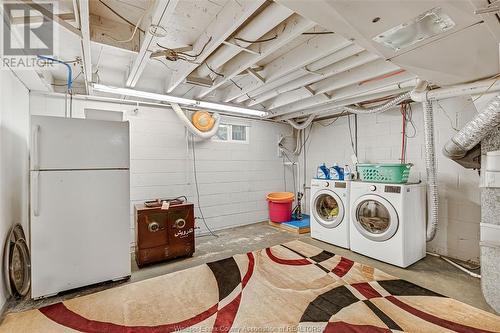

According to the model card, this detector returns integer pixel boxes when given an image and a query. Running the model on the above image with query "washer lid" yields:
[312,189,345,229]
[352,194,399,242]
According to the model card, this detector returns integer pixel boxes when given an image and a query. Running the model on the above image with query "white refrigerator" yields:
[30,115,131,299]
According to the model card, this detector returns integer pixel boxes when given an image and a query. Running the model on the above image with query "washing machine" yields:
[310,178,350,248]
[349,181,426,268]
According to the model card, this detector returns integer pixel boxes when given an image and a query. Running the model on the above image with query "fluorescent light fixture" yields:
[92,83,268,117]
[373,7,455,51]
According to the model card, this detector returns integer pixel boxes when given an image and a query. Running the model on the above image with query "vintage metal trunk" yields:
[135,203,195,267]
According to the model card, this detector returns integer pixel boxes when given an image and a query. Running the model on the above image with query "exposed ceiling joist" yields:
[222,33,352,103]
[269,71,415,112]
[76,0,92,93]
[246,68,265,84]
[90,14,142,53]
[329,74,416,102]
[308,60,400,96]
[23,1,82,38]
[166,0,267,93]
[274,87,413,121]
[195,2,293,80]
[247,49,377,106]
[126,0,179,88]
[197,14,316,98]
[268,60,401,116]
[10,13,75,25]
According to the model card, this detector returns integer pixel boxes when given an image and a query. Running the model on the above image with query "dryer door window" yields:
[352,194,398,241]
[312,190,345,229]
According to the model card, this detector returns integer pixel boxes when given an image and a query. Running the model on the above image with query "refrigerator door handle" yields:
[32,125,40,170]
[33,171,40,217]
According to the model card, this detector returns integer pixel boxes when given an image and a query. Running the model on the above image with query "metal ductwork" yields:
[443,93,500,162]
[422,100,439,242]
[342,92,411,114]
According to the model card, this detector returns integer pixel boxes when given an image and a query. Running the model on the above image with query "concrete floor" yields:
[4,222,495,317]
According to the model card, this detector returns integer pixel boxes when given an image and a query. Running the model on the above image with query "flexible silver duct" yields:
[443,93,500,159]
[422,100,439,241]
[342,92,411,114]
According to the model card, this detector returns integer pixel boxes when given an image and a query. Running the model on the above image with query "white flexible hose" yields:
[171,103,221,139]
[422,100,439,242]
[287,114,315,130]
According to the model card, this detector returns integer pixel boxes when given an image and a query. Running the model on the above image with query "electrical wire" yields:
[316,111,347,127]
[152,58,178,71]
[347,114,356,155]
[102,0,152,43]
[205,63,224,77]
[191,135,218,238]
[98,0,145,33]
[234,35,278,44]
[404,102,417,138]
[436,101,461,132]
[156,37,212,61]
[234,23,286,45]
[302,31,334,35]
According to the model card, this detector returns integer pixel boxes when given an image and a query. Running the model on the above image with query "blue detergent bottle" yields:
[331,164,345,180]
[317,163,331,179]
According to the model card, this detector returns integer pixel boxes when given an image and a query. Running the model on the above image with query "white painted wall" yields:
[0,70,30,310]
[29,94,294,250]
[301,96,481,263]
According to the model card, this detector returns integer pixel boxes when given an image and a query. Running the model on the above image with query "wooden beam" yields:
[90,14,141,53]
[126,0,179,87]
[74,0,92,93]
[197,14,316,98]
[10,13,75,25]
[246,68,265,84]
[22,0,82,37]
[166,0,266,93]
[223,33,352,103]
[268,61,401,116]
[247,49,376,106]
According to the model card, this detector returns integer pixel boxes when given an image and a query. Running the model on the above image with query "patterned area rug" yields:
[2,240,500,332]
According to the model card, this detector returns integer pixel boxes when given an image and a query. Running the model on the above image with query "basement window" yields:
[213,124,249,143]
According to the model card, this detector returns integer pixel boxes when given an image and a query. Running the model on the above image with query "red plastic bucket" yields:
[267,192,294,223]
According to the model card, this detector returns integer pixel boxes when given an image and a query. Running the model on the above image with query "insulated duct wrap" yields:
[342,92,411,114]
[443,93,500,159]
[422,100,439,241]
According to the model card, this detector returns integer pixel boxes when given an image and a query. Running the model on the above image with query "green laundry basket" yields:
[357,163,412,183]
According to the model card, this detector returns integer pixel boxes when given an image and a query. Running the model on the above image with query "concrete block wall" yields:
[301,96,482,263]
[29,94,294,250]
[0,70,30,310]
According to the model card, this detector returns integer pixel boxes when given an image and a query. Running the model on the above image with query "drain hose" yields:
[422,100,439,241]
[443,93,500,159]
[171,103,221,139]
